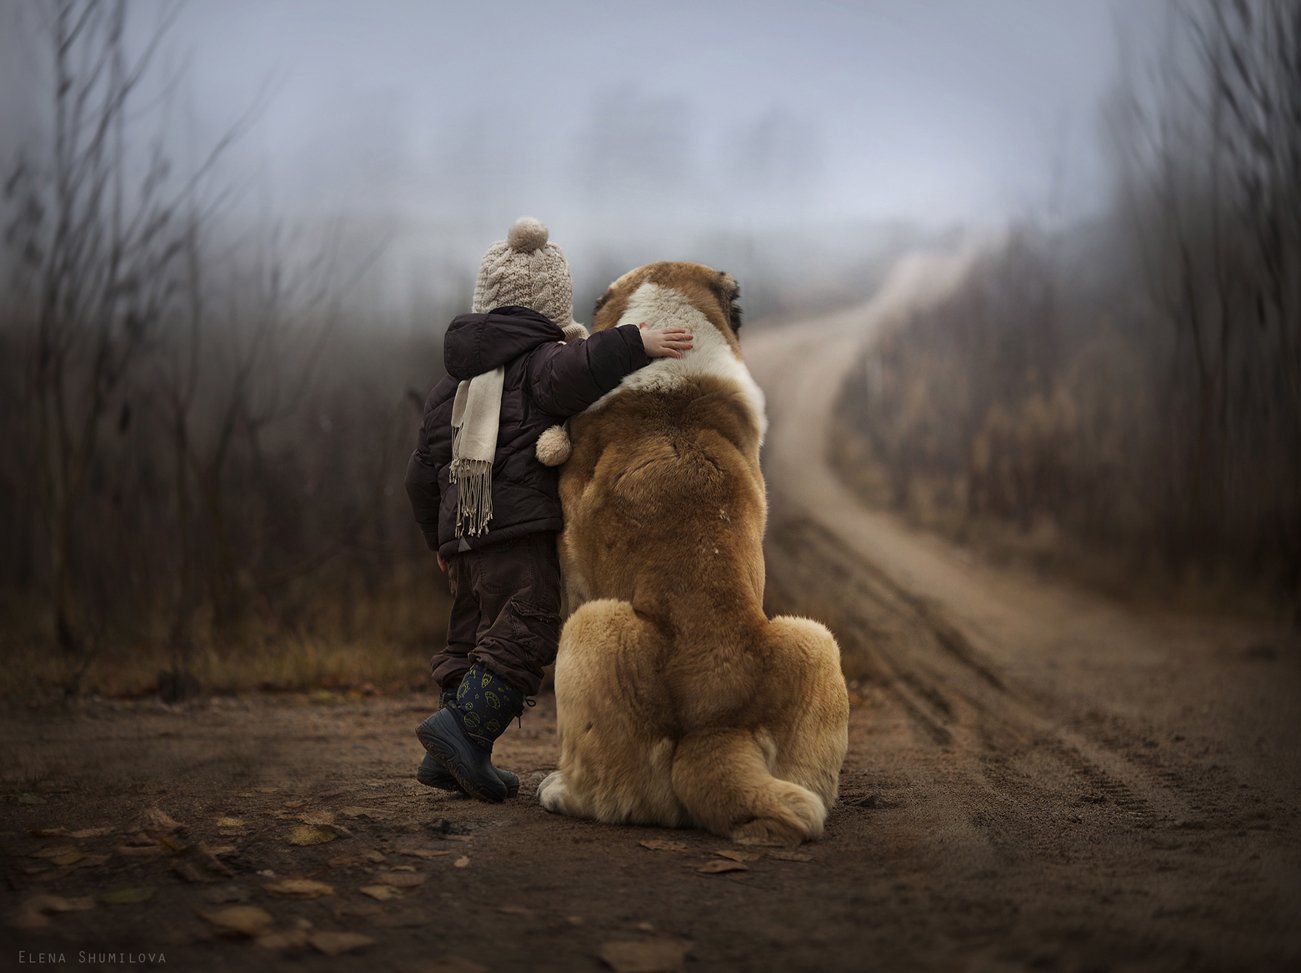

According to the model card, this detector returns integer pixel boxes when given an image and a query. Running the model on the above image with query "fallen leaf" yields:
[100,886,157,905]
[287,824,341,846]
[69,826,114,839]
[22,894,96,915]
[638,839,689,853]
[598,939,691,973]
[426,959,489,973]
[201,905,274,938]
[454,855,470,869]
[766,849,813,862]
[359,885,401,901]
[326,850,385,867]
[157,833,188,853]
[9,910,51,931]
[282,799,307,810]
[256,928,309,950]
[204,843,237,857]
[63,852,111,871]
[171,844,234,883]
[713,849,761,863]
[203,885,250,904]
[308,931,374,956]
[137,806,184,834]
[216,816,247,829]
[264,878,334,898]
[374,870,428,888]
[694,860,748,875]
[115,842,165,858]
[31,844,80,861]
[394,847,450,859]
[298,810,335,826]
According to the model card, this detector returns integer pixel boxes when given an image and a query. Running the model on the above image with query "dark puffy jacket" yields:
[405,305,649,559]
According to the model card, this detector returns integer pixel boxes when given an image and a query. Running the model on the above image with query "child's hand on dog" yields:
[638,323,694,359]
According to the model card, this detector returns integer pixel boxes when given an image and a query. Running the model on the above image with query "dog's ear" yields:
[592,285,615,329]
[713,271,742,339]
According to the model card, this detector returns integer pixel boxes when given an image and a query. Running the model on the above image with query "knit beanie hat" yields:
[472,217,576,329]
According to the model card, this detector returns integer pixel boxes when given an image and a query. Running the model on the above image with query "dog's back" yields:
[539,262,849,845]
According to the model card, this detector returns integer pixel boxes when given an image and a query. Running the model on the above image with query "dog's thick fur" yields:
[537,262,849,846]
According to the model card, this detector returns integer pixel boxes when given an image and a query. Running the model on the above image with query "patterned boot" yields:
[416,687,519,797]
[415,664,525,803]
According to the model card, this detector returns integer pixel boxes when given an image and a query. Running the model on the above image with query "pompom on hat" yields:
[472,217,576,329]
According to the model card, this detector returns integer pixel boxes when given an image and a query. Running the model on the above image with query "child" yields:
[406,217,693,802]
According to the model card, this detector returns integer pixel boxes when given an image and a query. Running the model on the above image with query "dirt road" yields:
[3,249,1299,972]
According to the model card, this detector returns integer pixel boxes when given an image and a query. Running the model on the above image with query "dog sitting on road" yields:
[537,261,849,846]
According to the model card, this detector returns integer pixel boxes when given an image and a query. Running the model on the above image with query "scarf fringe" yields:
[449,457,494,537]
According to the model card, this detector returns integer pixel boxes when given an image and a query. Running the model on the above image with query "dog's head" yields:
[592,262,743,352]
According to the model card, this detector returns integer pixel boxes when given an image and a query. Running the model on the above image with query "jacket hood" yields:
[444,306,565,379]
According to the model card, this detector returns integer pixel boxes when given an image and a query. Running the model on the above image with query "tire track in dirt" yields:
[747,246,1301,967]
[767,512,1183,829]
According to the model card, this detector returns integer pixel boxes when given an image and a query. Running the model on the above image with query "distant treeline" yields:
[838,1,1300,604]
[0,0,454,698]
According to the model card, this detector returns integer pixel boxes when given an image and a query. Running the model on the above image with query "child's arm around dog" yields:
[528,322,692,418]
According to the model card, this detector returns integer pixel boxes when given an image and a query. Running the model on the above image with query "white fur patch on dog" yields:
[590,282,768,442]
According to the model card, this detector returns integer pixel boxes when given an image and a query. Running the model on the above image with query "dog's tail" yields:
[668,616,848,846]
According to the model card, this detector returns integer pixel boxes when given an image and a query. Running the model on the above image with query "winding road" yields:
[746,245,1301,970]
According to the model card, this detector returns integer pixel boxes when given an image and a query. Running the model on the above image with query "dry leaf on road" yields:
[766,849,813,862]
[19,894,96,916]
[287,824,343,846]
[638,839,689,853]
[373,870,428,888]
[359,884,401,901]
[256,928,310,950]
[308,930,374,956]
[201,905,274,938]
[136,806,184,834]
[264,877,334,898]
[31,844,80,860]
[714,849,761,863]
[100,887,157,905]
[694,860,749,875]
[598,939,691,973]
[454,855,470,869]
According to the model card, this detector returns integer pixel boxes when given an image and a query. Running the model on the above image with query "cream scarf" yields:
[449,366,505,537]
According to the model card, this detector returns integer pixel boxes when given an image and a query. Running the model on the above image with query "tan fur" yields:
[537,262,849,846]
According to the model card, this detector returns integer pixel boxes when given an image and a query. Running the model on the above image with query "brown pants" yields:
[431,532,562,697]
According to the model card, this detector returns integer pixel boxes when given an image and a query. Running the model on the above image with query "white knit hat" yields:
[472,217,575,329]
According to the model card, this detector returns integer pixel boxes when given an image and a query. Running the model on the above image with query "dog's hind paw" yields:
[728,784,826,847]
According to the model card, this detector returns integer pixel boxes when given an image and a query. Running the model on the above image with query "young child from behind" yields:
[405,217,693,801]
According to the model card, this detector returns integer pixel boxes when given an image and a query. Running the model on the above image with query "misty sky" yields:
[1,0,1163,314]
[110,0,1148,228]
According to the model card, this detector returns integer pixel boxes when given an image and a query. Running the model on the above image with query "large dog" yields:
[537,261,849,846]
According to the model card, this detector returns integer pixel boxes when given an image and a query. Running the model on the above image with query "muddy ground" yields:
[3,251,1299,971]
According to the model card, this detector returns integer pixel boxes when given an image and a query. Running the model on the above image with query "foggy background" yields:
[1,0,1295,701]
[0,0,1154,320]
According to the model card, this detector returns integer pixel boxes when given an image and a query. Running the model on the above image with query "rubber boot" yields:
[416,664,525,803]
[417,687,519,797]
